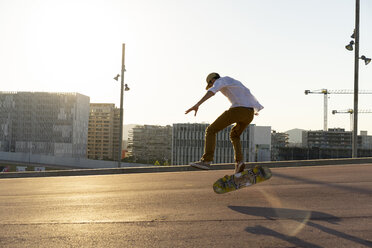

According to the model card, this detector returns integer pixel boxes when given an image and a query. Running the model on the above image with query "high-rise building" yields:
[360,131,372,149]
[172,123,208,165]
[275,129,372,160]
[285,128,305,145]
[302,128,372,150]
[87,103,120,160]
[0,92,89,157]
[302,128,355,149]
[128,125,172,164]
[271,130,289,161]
[172,123,271,165]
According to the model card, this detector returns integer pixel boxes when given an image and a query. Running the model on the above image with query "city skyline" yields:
[1,0,371,134]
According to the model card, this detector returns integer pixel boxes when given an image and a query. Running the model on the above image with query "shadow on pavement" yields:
[229,206,372,247]
[245,225,322,248]
[229,206,339,224]
[273,172,372,195]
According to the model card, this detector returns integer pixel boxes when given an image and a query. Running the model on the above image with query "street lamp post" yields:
[114,43,130,168]
[352,0,360,158]
[345,0,371,157]
[118,44,125,168]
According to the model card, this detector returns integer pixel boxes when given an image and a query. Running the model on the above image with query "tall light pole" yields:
[352,0,360,158]
[114,43,130,168]
[345,0,371,157]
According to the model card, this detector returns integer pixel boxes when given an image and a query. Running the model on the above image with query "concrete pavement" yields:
[0,164,371,247]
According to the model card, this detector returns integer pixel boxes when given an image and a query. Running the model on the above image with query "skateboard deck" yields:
[213,165,272,194]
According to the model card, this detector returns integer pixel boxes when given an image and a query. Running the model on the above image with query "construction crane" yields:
[332,109,372,131]
[304,89,372,131]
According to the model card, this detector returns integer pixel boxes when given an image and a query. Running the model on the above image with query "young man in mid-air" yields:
[185,72,263,173]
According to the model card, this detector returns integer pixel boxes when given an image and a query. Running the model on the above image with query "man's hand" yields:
[185,91,214,117]
[185,105,199,116]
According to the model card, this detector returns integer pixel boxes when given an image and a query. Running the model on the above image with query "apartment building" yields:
[0,92,89,157]
[172,123,271,165]
[302,128,356,149]
[87,103,120,160]
[360,131,372,149]
[271,130,289,161]
[172,123,208,165]
[128,125,172,164]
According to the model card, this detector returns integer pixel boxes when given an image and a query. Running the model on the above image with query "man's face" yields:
[206,78,216,90]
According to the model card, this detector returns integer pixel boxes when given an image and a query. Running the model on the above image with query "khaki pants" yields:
[201,107,254,163]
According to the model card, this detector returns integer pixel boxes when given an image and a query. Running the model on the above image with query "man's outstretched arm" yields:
[185,91,215,116]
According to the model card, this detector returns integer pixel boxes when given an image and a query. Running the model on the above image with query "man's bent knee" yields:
[206,125,218,136]
[230,129,241,140]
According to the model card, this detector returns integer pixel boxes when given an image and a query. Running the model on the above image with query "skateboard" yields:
[213,165,272,194]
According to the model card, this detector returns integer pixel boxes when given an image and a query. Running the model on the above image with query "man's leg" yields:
[229,108,254,169]
[230,122,250,162]
[201,110,236,162]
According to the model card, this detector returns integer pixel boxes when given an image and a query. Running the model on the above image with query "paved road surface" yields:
[0,164,371,248]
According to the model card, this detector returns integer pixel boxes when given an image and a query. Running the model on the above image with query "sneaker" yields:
[234,162,245,174]
[190,161,212,170]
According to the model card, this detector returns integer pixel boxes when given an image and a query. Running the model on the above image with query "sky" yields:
[1,0,372,134]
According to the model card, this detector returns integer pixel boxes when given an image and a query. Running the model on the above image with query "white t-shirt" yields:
[208,76,264,112]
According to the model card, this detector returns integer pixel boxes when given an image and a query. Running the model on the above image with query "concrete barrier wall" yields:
[253,157,372,167]
[0,151,150,169]
[1,157,372,179]
[1,155,372,179]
